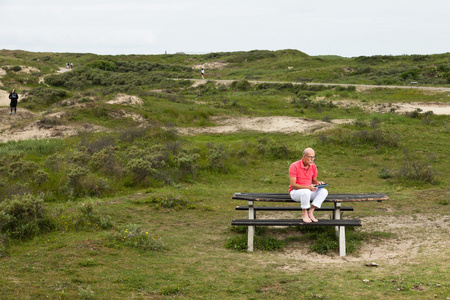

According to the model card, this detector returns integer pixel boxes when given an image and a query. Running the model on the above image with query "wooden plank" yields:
[235,206,354,211]
[231,219,361,226]
[232,193,389,202]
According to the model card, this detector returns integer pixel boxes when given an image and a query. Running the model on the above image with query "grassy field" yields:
[0,50,449,299]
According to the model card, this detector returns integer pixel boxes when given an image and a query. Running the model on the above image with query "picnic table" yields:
[232,192,389,256]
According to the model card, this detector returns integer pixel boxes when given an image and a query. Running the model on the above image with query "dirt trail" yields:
[187,78,450,92]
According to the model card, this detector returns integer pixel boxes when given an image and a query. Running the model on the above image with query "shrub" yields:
[9,66,22,72]
[137,195,192,210]
[108,224,165,251]
[126,158,156,183]
[91,146,122,176]
[7,160,38,179]
[0,194,53,239]
[230,80,252,91]
[73,201,114,231]
[206,144,230,173]
[118,127,148,143]
[257,137,291,159]
[34,170,49,187]
[319,129,399,150]
[378,167,394,179]
[396,161,437,184]
[67,166,89,188]
[225,235,249,251]
[80,135,116,154]
[21,87,67,107]
[175,151,200,179]
[86,60,116,71]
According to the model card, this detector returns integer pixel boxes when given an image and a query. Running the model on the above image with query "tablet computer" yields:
[315,183,328,188]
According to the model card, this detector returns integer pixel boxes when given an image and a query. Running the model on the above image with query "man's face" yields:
[302,151,316,166]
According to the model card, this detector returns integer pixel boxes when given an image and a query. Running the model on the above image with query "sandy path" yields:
[186,78,450,92]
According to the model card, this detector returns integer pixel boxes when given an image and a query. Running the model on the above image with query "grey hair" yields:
[303,147,314,156]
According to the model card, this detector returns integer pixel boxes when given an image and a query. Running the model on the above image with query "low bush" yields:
[0,194,54,239]
[73,201,114,231]
[318,129,399,150]
[396,161,437,184]
[257,137,291,159]
[206,144,230,173]
[21,87,67,108]
[108,224,165,251]
[230,80,252,91]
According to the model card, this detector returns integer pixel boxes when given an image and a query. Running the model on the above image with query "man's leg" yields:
[308,188,328,222]
[290,189,313,223]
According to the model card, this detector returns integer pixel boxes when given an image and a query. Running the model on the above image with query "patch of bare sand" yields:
[106,93,143,106]
[0,107,106,142]
[192,61,229,70]
[262,213,449,268]
[109,109,147,123]
[177,116,353,135]
[0,90,13,106]
[333,100,450,115]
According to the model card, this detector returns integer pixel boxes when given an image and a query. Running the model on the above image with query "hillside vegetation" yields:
[0,49,449,299]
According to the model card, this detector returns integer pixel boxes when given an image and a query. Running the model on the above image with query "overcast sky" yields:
[1,0,449,57]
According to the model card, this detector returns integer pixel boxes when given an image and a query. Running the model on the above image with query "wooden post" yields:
[248,200,255,252]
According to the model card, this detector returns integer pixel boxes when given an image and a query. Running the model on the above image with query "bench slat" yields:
[231,219,361,226]
[232,193,388,202]
[235,206,354,211]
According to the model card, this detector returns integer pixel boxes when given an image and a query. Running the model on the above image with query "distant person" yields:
[70,62,73,69]
[289,147,328,223]
[196,91,202,98]
[9,89,19,115]
[66,62,69,69]
[201,68,205,79]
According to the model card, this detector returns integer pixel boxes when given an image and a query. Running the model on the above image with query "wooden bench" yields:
[232,192,389,256]
[236,205,354,219]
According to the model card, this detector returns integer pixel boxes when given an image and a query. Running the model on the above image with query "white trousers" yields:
[290,188,328,209]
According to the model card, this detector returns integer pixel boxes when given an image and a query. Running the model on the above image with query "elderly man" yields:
[289,147,328,223]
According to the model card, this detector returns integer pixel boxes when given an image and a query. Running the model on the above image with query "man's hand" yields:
[309,184,318,191]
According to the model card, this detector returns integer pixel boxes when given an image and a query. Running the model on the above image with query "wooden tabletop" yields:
[232,193,389,202]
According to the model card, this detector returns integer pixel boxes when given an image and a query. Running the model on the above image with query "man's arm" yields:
[312,178,325,186]
[290,177,317,191]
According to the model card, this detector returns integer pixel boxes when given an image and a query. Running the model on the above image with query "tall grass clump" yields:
[108,224,165,251]
[0,139,64,156]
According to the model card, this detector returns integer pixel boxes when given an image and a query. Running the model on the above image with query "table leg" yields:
[334,202,341,238]
[339,225,346,257]
[248,200,254,252]
[334,202,346,256]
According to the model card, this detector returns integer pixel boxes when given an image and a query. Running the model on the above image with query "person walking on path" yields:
[201,68,205,79]
[288,147,328,223]
[9,89,19,115]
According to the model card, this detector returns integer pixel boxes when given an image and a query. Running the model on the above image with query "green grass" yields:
[0,49,449,299]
